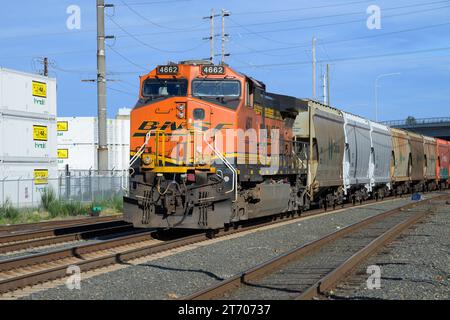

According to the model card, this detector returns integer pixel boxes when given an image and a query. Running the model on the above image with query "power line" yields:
[232,0,374,16]
[6,19,448,75]
[107,44,149,70]
[230,21,450,56]
[234,0,450,27]
[118,0,203,30]
[111,0,450,41]
[228,3,450,45]
[114,0,192,6]
[3,0,447,42]
[107,86,136,96]
[108,16,207,53]
[232,46,450,69]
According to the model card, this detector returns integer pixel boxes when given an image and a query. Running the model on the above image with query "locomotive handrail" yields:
[123,129,156,191]
[187,128,238,202]
[125,128,238,201]
[129,129,155,168]
[201,133,238,202]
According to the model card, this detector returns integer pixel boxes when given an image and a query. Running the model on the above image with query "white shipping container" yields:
[0,162,58,207]
[107,119,118,145]
[57,117,130,146]
[58,144,130,171]
[0,114,57,162]
[57,117,96,145]
[119,118,130,145]
[57,144,97,171]
[0,68,57,116]
[108,145,130,171]
[107,118,130,145]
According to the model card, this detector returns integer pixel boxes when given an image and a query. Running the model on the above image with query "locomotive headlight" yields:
[177,111,185,119]
[176,104,185,111]
[142,155,152,165]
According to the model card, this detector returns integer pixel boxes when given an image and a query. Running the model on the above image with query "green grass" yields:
[0,199,45,225]
[91,194,124,213]
[46,200,90,218]
[0,199,20,221]
[0,189,124,226]
[40,187,56,211]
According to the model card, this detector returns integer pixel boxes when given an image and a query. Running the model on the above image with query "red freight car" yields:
[436,138,450,189]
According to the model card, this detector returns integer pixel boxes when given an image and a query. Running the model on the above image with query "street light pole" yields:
[375,72,401,122]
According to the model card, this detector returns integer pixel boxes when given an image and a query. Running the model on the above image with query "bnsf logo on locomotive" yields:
[133,121,232,137]
[133,121,185,136]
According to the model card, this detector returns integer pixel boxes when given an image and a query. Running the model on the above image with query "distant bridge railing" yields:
[382,117,450,127]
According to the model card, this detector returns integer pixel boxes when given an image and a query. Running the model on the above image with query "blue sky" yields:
[1,0,449,121]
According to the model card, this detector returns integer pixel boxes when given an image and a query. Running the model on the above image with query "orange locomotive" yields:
[124,61,305,229]
[124,60,450,230]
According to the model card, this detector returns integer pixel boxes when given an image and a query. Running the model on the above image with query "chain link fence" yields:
[0,170,128,208]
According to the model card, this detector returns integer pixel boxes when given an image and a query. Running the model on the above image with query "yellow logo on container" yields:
[32,81,47,98]
[57,121,68,131]
[34,169,49,185]
[58,149,69,159]
[33,125,48,141]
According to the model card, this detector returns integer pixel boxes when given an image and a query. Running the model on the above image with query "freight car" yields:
[123,60,449,230]
[436,138,450,189]
[367,121,392,199]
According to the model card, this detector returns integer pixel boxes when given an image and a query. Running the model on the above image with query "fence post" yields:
[89,169,92,202]
[97,173,100,202]
[79,175,82,202]
[17,178,21,208]
[31,178,34,208]
[65,165,70,201]
[110,170,114,199]
[1,178,5,206]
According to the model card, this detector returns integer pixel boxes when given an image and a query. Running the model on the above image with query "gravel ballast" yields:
[332,201,450,300]
[19,196,441,300]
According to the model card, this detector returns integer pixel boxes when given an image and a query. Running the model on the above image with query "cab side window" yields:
[246,81,254,107]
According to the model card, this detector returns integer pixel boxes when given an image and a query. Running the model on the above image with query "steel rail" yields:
[0,215,123,235]
[0,193,443,295]
[0,220,130,247]
[296,199,443,299]
[0,223,135,254]
[183,193,448,300]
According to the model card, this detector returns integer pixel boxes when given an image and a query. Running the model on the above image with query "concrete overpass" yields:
[382,117,450,141]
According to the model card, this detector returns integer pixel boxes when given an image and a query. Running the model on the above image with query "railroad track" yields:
[0,214,123,236]
[0,220,135,255]
[183,193,449,300]
[0,192,443,296]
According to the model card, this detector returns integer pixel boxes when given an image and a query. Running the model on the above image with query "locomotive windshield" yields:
[142,78,187,99]
[192,80,240,98]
